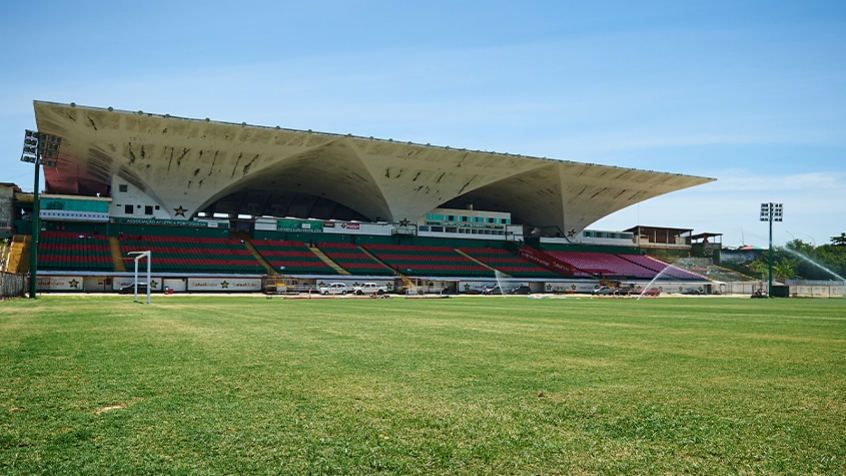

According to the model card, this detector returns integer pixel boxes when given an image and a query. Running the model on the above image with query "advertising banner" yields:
[277,219,323,233]
[36,276,84,291]
[545,282,602,294]
[112,277,163,292]
[187,278,261,292]
[341,222,360,230]
[111,217,227,228]
[458,281,497,293]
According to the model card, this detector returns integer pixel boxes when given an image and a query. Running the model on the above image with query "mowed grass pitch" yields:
[1,297,844,475]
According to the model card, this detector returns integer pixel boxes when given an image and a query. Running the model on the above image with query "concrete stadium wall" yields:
[790,285,846,298]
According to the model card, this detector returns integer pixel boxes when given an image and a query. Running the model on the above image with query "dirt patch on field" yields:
[95,404,126,414]
[95,398,140,414]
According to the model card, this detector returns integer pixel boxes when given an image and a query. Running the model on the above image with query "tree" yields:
[747,257,768,279]
[786,239,815,257]
[772,258,796,281]
[742,237,846,281]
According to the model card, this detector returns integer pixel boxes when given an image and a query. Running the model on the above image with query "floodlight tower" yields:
[760,202,783,296]
[21,130,60,299]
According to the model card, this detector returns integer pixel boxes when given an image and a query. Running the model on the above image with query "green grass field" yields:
[1,296,844,475]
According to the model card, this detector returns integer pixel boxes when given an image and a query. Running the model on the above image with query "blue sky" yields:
[1,1,844,247]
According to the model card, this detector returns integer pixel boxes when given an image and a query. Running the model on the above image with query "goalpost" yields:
[128,251,151,304]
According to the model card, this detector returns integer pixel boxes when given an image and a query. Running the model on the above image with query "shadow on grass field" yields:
[1,296,844,474]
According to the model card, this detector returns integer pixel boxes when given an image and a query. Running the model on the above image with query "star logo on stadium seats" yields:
[150,281,158,289]
[398,218,410,227]
[220,281,229,289]
[174,205,187,217]
[567,229,576,238]
[68,279,79,288]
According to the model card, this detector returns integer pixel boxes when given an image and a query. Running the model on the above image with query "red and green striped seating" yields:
[120,235,265,274]
[317,242,394,276]
[459,248,562,278]
[252,240,338,275]
[37,231,114,271]
[618,254,705,280]
[363,244,493,277]
[546,251,654,278]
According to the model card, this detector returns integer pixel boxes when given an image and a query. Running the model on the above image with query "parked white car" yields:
[354,282,388,295]
[319,282,348,295]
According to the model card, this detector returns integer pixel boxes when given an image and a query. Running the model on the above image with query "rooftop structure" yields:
[34,101,714,237]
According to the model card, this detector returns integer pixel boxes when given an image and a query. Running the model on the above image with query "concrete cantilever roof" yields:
[33,101,714,236]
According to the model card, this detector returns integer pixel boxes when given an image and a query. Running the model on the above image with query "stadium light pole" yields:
[21,130,60,299]
[760,202,783,296]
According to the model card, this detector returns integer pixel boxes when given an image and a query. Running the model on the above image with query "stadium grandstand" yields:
[2,101,723,294]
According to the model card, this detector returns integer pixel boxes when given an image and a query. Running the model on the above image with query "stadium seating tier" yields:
[120,235,265,274]
[252,239,338,275]
[37,231,114,271]
[459,248,563,278]
[363,244,493,277]
[316,242,394,276]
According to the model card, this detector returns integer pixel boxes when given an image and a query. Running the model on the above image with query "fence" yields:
[789,284,846,298]
[0,271,28,300]
[721,282,764,295]
[721,281,846,297]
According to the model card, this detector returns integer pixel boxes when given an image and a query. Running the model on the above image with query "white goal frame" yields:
[128,251,152,304]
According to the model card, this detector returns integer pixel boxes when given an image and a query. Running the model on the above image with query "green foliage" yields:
[1,296,845,474]
[743,238,846,281]
[772,258,797,280]
[746,257,768,278]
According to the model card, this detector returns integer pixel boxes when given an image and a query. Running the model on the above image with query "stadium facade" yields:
[3,101,721,294]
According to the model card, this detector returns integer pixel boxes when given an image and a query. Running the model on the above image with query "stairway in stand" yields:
[244,240,278,276]
[309,246,351,275]
[358,246,398,275]
[109,237,126,272]
[7,235,29,274]
[454,248,509,277]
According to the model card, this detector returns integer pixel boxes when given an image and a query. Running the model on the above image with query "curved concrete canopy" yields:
[34,101,714,235]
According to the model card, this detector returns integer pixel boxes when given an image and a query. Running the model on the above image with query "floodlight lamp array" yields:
[760,202,784,222]
[21,130,61,167]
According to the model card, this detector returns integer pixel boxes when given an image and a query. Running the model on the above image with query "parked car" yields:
[319,282,348,295]
[681,288,702,295]
[591,285,616,296]
[509,285,531,295]
[482,285,501,295]
[119,283,147,294]
[354,283,387,295]
[641,287,661,297]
